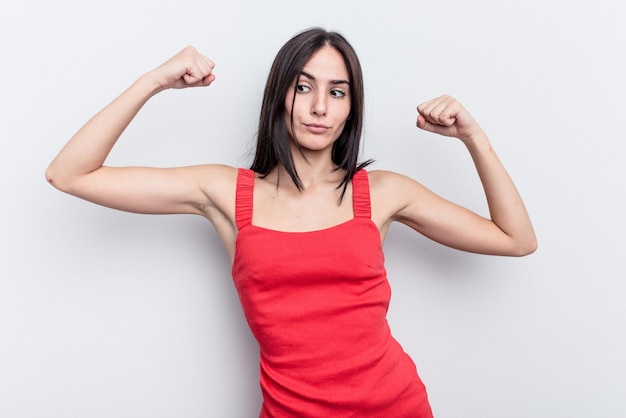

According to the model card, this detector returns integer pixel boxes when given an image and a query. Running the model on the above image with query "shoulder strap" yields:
[235,168,255,230]
[352,169,371,219]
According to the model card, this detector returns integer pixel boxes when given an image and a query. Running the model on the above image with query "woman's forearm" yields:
[45,73,161,192]
[46,46,216,194]
[464,132,537,254]
[416,95,537,255]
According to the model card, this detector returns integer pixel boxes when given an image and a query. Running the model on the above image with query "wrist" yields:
[461,129,488,146]
[462,131,493,154]
[136,71,167,96]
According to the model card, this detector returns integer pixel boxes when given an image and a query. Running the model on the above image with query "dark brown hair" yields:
[250,27,372,198]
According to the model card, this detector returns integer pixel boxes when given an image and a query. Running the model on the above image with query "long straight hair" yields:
[250,28,372,199]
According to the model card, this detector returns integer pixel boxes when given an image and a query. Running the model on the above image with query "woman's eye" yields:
[296,84,310,93]
[330,89,346,98]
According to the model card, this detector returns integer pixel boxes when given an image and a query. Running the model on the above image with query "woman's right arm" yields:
[45,47,234,220]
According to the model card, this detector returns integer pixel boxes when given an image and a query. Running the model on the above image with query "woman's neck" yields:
[267,149,343,192]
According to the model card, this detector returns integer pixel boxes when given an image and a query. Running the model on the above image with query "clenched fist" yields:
[149,46,216,90]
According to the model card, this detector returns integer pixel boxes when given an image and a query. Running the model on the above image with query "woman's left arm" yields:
[379,95,537,256]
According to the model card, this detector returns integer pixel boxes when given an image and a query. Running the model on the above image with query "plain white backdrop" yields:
[1,1,625,417]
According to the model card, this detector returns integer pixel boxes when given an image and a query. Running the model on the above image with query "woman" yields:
[46,28,536,417]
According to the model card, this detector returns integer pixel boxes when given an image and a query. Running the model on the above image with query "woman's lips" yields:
[304,123,330,134]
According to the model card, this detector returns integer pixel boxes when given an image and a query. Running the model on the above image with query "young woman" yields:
[46,28,536,417]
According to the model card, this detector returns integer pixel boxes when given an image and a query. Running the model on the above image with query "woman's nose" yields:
[311,92,327,116]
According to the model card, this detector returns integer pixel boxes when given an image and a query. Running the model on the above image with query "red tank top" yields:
[232,168,433,417]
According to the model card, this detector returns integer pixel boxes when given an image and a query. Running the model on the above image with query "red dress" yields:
[232,168,433,417]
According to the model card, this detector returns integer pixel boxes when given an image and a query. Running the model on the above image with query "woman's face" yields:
[284,46,351,154]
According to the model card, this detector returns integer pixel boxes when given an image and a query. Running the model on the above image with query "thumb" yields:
[201,73,216,86]
[416,114,431,131]
[182,71,216,87]
[416,114,454,136]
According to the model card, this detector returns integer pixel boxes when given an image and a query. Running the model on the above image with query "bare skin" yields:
[46,45,537,263]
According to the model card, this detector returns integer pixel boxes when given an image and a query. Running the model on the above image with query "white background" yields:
[1,1,625,417]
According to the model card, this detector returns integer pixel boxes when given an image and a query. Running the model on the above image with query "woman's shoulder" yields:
[366,169,432,214]
[365,169,422,190]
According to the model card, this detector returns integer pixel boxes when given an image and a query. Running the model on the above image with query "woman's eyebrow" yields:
[300,71,350,85]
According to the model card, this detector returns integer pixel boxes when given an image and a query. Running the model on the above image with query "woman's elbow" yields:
[45,163,73,193]
[45,165,58,189]
[511,235,538,257]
